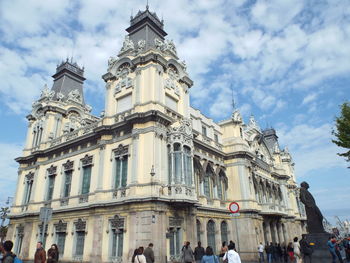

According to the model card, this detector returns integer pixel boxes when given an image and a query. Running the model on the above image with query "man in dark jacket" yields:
[34,242,46,263]
[3,240,16,263]
[143,243,155,263]
[194,242,205,263]
[300,234,313,263]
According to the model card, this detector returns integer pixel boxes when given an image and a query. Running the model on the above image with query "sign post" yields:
[39,207,52,246]
[228,202,240,253]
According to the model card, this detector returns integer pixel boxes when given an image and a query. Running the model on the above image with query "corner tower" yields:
[102,6,193,124]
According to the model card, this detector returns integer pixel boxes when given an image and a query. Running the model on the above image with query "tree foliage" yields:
[332,102,350,165]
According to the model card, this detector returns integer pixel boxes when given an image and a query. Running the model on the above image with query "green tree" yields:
[332,102,350,166]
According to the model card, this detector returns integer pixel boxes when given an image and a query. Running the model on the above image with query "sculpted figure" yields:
[299,181,325,233]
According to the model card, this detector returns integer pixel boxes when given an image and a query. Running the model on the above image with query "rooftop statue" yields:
[300,181,325,233]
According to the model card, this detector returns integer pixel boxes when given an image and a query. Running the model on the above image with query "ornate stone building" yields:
[7,7,306,263]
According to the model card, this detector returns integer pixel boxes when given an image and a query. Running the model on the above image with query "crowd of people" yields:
[257,235,350,263]
[1,235,349,263]
[131,241,242,263]
[0,241,59,263]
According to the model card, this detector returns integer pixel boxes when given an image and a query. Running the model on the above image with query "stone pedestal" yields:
[306,233,332,263]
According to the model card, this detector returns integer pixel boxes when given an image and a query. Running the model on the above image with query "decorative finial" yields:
[130,8,133,19]
[146,0,149,10]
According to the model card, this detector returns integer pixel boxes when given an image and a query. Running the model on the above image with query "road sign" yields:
[39,207,52,222]
[229,202,240,214]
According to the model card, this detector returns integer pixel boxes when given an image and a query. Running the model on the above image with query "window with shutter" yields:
[116,94,132,113]
[81,166,91,194]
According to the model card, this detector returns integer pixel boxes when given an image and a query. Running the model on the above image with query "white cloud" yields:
[277,123,347,177]
[0,143,23,202]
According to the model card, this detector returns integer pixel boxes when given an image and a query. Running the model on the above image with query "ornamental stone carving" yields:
[232,109,242,123]
[169,217,183,227]
[113,144,129,158]
[110,215,125,229]
[74,218,86,232]
[164,39,177,55]
[25,172,34,181]
[81,154,93,167]
[63,160,74,171]
[47,165,57,176]
[55,220,67,232]
[120,35,134,53]
[108,56,118,72]
[167,118,193,146]
[67,89,82,103]
[137,39,146,52]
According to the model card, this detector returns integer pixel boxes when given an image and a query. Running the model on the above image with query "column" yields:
[96,145,105,190]
[131,132,139,184]
[265,221,271,243]
[238,165,250,200]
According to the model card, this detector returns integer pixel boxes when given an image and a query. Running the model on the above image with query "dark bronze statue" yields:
[299,181,325,233]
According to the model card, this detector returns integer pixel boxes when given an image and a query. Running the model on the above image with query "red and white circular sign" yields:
[229,202,240,214]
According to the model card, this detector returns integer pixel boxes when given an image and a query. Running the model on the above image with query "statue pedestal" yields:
[306,233,332,263]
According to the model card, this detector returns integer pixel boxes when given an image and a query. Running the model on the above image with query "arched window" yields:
[207,220,216,250]
[204,164,214,198]
[196,220,201,242]
[221,221,228,244]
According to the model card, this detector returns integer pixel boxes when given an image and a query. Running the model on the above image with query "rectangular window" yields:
[75,231,85,256]
[202,126,207,136]
[165,95,178,112]
[115,157,128,188]
[111,230,124,257]
[81,166,92,194]
[217,181,223,200]
[63,170,72,197]
[56,232,66,256]
[47,175,55,201]
[117,94,132,113]
[214,134,219,143]
[204,177,210,197]
[15,229,23,255]
[23,181,33,204]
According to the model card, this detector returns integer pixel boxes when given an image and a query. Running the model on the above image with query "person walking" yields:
[287,242,294,262]
[182,242,194,263]
[201,246,219,263]
[229,241,236,251]
[328,236,338,263]
[2,241,17,263]
[293,237,302,263]
[300,234,312,263]
[47,244,59,263]
[281,243,288,263]
[257,242,264,263]
[220,242,228,261]
[194,242,205,263]
[265,243,272,263]
[223,243,241,263]
[335,239,344,263]
[144,243,154,263]
[34,242,46,263]
[134,247,146,263]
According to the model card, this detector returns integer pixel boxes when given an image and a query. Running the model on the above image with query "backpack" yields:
[14,256,23,263]
[3,254,23,263]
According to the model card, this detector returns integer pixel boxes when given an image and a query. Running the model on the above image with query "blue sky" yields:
[0,0,349,225]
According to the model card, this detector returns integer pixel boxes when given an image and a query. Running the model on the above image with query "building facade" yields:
[7,7,306,263]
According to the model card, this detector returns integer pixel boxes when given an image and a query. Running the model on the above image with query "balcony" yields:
[260,203,287,215]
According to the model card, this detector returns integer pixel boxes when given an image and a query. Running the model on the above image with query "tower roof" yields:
[51,59,86,104]
[125,7,167,52]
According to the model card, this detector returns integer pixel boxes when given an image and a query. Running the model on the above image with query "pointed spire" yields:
[146,0,149,10]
